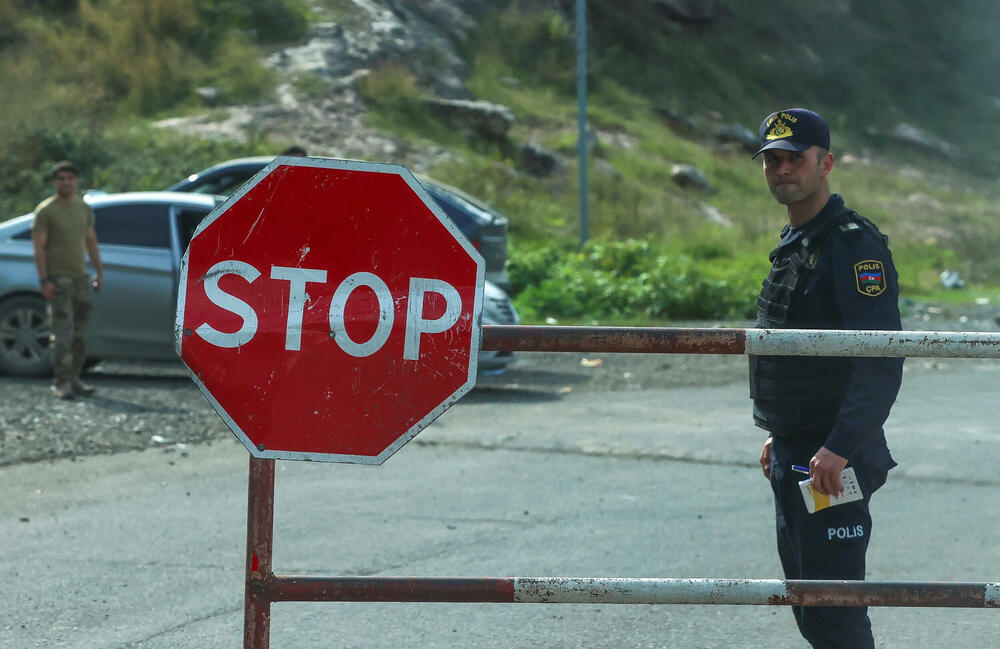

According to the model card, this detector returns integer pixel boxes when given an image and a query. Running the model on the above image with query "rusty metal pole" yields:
[481,325,1000,358]
[245,456,276,649]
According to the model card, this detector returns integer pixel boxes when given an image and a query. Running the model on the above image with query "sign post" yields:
[244,457,274,648]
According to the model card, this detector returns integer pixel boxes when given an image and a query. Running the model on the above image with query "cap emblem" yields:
[766,119,794,141]
[753,108,828,159]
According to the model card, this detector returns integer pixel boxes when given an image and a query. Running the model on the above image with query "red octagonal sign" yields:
[175,157,484,464]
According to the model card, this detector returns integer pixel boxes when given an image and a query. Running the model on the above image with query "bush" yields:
[0,122,116,217]
[0,0,304,218]
[506,238,578,296]
[509,238,768,323]
[0,0,304,121]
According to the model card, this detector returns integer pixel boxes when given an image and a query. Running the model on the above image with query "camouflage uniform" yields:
[32,192,96,396]
[47,275,92,386]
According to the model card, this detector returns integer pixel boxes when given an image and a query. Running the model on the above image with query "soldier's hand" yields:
[759,437,773,480]
[809,446,848,496]
[41,280,56,301]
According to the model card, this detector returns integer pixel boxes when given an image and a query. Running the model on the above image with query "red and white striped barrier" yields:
[482,326,1000,358]
[244,327,1000,647]
[269,576,1000,608]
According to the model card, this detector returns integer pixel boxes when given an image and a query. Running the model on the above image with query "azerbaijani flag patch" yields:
[854,260,886,297]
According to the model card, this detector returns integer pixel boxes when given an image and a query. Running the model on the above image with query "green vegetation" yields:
[583,1,1000,174]
[429,4,1000,321]
[508,239,768,323]
[3,1,1000,323]
[0,0,308,217]
[358,64,467,149]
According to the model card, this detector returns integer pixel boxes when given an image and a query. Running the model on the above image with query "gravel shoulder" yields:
[2,304,998,467]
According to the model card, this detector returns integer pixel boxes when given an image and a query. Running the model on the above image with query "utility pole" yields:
[576,0,589,244]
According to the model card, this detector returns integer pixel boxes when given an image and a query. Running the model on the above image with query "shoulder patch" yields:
[839,222,861,232]
[854,260,886,297]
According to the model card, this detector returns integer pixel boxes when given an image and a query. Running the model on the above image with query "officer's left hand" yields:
[809,446,848,496]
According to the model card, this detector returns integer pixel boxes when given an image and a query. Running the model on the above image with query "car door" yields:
[86,202,177,360]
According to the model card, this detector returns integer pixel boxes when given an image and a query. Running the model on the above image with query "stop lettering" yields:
[194,261,462,361]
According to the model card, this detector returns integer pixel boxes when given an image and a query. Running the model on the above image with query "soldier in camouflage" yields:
[32,161,104,399]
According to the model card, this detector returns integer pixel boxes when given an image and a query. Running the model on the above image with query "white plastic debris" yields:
[939,270,965,289]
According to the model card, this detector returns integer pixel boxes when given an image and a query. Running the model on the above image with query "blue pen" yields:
[791,464,811,476]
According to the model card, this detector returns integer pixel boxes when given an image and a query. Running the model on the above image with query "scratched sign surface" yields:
[175,157,484,464]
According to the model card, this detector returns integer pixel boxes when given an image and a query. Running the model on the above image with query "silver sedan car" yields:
[0,192,518,377]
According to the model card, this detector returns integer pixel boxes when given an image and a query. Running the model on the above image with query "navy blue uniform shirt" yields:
[774,194,903,468]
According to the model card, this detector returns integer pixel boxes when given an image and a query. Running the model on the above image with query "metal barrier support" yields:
[244,326,1000,648]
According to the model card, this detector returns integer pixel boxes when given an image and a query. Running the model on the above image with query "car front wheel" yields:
[0,295,52,377]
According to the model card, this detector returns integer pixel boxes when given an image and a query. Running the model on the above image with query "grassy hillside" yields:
[372,3,1000,309]
[3,0,1000,321]
[583,1,1000,170]
[0,0,309,214]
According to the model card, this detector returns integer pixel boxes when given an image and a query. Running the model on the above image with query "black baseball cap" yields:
[752,108,830,159]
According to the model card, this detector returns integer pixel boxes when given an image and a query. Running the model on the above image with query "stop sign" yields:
[175,157,484,464]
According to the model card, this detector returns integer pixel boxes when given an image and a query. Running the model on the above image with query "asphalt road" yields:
[2,356,999,648]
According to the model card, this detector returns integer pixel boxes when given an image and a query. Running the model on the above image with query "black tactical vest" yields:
[749,203,886,434]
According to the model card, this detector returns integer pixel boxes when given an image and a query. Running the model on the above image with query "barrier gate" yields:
[243,326,1000,648]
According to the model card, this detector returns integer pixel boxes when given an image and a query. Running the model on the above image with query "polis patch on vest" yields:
[854,260,886,296]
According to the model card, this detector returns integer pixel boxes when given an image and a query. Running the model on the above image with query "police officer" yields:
[750,108,903,649]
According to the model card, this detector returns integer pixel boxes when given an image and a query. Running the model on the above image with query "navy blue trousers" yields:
[770,436,888,649]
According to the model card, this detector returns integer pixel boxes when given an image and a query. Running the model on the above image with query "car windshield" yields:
[187,170,258,196]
